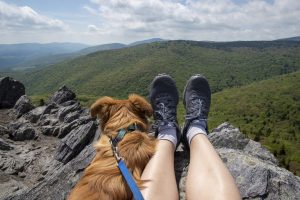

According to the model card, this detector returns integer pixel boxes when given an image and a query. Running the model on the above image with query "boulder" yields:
[0,154,26,175]
[58,121,78,139]
[0,77,25,109]
[13,95,34,118]
[49,86,76,105]
[41,102,58,115]
[23,106,46,123]
[64,112,80,123]
[57,103,81,122]
[41,125,59,136]
[38,114,59,126]
[9,124,37,141]
[55,121,97,164]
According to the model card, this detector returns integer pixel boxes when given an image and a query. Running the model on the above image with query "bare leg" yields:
[186,134,241,200]
[141,140,179,200]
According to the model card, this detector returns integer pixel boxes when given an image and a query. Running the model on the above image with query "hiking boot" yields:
[182,74,211,149]
[149,74,180,145]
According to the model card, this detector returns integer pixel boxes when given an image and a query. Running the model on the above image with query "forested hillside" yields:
[207,71,300,175]
[2,40,299,97]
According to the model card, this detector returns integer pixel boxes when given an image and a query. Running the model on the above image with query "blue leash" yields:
[118,160,144,200]
[109,124,145,200]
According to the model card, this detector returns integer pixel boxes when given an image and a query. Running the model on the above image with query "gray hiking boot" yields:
[149,74,180,145]
[182,74,211,149]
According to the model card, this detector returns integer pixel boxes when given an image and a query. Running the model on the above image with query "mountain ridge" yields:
[2,39,299,97]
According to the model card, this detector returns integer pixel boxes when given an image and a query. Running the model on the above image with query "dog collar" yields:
[111,123,142,147]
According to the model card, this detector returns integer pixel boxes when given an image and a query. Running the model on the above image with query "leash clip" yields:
[109,138,122,161]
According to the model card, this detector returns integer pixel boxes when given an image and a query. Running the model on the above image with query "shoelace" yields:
[185,93,208,121]
[153,94,176,128]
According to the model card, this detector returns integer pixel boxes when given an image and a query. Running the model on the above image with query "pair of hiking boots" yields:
[149,74,211,149]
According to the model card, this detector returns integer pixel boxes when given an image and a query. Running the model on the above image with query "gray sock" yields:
[187,121,207,145]
[157,126,177,148]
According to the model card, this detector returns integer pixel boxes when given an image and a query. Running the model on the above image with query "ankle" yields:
[187,123,208,145]
[157,126,178,149]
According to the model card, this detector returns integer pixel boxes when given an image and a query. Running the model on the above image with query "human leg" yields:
[182,75,241,200]
[141,140,178,200]
[141,74,180,200]
[187,134,241,200]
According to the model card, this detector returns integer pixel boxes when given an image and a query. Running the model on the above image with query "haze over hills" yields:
[0,38,165,71]
[0,43,89,70]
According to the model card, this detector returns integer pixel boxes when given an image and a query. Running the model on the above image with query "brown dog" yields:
[68,94,156,200]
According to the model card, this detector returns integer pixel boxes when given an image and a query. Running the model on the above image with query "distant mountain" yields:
[276,36,300,41]
[128,38,165,46]
[78,43,126,55]
[0,43,89,70]
[79,38,165,54]
[0,38,165,71]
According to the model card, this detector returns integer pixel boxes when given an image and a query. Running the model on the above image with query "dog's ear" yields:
[90,96,115,121]
[129,94,153,117]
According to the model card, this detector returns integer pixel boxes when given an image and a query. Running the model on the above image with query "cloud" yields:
[87,24,100,32]
[86,0,300,42]
[0,0,67,31]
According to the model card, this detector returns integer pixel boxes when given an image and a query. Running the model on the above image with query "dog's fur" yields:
[68,94,156,200]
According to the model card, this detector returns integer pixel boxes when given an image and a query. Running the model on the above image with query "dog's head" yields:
[90,94,152,134]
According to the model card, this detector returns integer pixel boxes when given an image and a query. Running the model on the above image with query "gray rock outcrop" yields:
[13,96,34,118]
[0,77,25,109]
[3,122,300,200]
[49,86,76,105]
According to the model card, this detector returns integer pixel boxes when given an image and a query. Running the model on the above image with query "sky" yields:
[0,0,299,45]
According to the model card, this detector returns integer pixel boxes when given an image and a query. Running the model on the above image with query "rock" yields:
[244,140,278,165]
[55,121,97,164]
[49,86,76,105]
[0,77,25,109]
[8,119,25,132]
[0,138,13,150]
[60,100,77,107]
[41,125,59,136]
[23,106,46,123]
[0,155,26,175]
[0,125,10,136]
[64,112,80,123]
[209,122,250,150]
[18,172,26,178]
[9,124,37,141]
[38,114,59,126]
[0,172,27,200]
[58,121,77,139]
[13,95,34,118]
[42,102,58,115]
[57,103,81,122]
[218,149,299,199]
[4,144,96,200]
